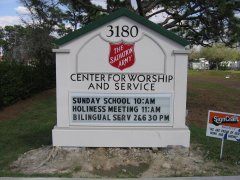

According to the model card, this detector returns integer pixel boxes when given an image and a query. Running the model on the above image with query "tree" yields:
[59,0,104,30]
[189,49,200,61]
[24,27,55,66]
[0,25,55,64]
[135,0,240,47]
[199,45,240,69]
[0,25,56,107]
[20,0,67,35]
[0,25,28,62]
[19,0,240,47]
[20,0,104,33]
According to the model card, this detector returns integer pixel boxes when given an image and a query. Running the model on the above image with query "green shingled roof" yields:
[55,8,189,46]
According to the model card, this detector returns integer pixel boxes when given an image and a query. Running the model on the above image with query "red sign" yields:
[206,110,240,142]
[208,111,240,128]
[109,42,135,71]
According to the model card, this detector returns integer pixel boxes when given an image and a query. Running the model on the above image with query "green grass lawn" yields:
[0,96,56,176]
[0,70,239,177]
[190,125,240,163]
[188,69,240,78]
[187,70,240,174]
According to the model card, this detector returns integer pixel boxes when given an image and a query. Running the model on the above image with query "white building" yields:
[220,61,240,70]
[189,58,209,70]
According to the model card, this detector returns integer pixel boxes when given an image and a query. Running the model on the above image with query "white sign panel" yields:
[206,110,240,142]
[52,9,191,147]
[70,93,172,126]
[70,73,173,92]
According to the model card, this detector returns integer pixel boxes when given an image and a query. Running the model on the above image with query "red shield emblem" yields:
[109,42,135,71]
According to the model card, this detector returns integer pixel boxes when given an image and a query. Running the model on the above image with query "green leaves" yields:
[200,45,240,62]
[0,61,55,108]
[17,0,240,47]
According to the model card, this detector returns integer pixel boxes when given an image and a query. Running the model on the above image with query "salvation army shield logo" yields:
[109,42,135,71]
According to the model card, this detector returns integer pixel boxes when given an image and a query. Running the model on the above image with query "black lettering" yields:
[107,25,114,37]
[115,83,119,90]
[130,26,138,37]
[72,98,77,104]
[168,75,173,82]
[106,25,139,38]
[164,115,169,121]
[70,74,76,81]
[88,83,95,90]
[88,83,109,90]
[121,25,129,37]
[73,114,77,120]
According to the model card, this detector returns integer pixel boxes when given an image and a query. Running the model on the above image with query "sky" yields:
[0,0,164,28]
[0,0,108,27]
[0,0,28,27]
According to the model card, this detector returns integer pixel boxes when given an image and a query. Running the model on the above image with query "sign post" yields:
[220,132,228,160]
[52,8,190,147]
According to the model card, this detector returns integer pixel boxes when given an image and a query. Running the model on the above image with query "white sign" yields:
[206,110,240,142]
[70,73,173,92]
[52,9,190,147]
[70,93,171,126]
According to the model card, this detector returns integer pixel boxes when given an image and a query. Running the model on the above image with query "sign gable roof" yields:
[55,8,189,46]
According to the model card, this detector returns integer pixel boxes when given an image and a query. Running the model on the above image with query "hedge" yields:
[0,61,55,109]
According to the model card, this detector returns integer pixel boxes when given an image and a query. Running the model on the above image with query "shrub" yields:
[0,61,55,109]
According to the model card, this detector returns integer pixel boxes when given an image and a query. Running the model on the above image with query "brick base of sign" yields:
[52,126,190,147]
